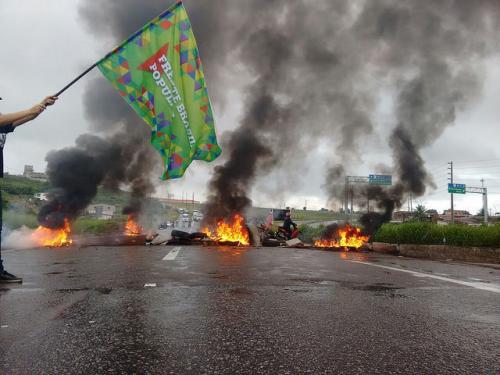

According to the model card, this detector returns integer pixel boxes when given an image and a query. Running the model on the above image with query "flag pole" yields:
[53,0,183,97]
[54,62,99,97]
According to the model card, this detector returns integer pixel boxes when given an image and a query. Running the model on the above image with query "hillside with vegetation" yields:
[1,175,135,232]
[1,175,345,234]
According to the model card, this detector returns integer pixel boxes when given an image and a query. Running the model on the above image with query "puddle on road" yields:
[348,284,407,298]
[229,287,254,296]
[290,278,332,285]
[288,278,408,298]
[95,287,113,294]
[56,287,90,293]
[350,284,401,292]
[283,288,310,293]
[210,274,230,280]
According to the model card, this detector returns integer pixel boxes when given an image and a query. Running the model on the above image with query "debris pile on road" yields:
[124,214,142,236]
[31,218,73,247]
[313,223,369,251]
[79,234,149,247]
[166,230,208,245]
[62,215,155,247]
[201,214,251,246]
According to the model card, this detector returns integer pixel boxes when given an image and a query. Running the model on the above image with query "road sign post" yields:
[368,175,392,186]
[447,183,466,194]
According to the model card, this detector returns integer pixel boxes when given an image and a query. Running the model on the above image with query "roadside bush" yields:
[3,211,38,229]
[73,217,123,235]
[1,175,48,196]
[372,222,500,248]
[298,224,325,243]
[2,212,125,235]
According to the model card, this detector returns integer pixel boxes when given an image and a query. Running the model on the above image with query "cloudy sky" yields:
[1,0,500,215]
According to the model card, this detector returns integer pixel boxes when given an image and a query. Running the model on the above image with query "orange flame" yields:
[32,218,73,247]
[314,224,369,249]
[125,215,142,236]
[202,214,250,245]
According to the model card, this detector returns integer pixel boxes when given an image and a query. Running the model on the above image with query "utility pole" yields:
[350,186,354,216]
[344,176,349,216]
[481,179,488,225]
[448,162,454,224]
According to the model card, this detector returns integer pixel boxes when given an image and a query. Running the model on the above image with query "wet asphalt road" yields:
[0,245,499,374]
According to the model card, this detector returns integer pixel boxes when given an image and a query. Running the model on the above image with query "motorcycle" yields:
[257,224,299,246]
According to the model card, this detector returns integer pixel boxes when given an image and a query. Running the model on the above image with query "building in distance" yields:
[34,192,50,201]
[87,204,116,220]
[23,165,47,181]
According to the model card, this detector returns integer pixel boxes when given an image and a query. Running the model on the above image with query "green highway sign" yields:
[369,174,392,186]
[448,183,466,194]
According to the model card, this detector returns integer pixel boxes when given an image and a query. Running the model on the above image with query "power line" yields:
[425,158,500,169]
[454,165,500,170]
[448,161,454,223]
[452,157,500,164]
[455,176,500,181]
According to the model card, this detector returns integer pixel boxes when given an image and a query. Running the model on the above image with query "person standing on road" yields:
[0,95,57,283]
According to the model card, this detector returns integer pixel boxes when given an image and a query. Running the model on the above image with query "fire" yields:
[125,215,142,236]
[32,218,73,247]
[202,214,250,245]
[314,224,369,249]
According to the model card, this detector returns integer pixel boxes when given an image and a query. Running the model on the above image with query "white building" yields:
[34,192,50,201]
[87,204,116,220]
[23,165,48,181]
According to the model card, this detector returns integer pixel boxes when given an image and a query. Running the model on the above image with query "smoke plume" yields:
[38,124,157,228]
[321,0,500,231]
[77,1,500,228]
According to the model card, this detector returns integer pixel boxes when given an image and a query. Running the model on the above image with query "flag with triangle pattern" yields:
[98,1,221,179]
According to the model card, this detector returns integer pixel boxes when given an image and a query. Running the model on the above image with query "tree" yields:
[414,204,427,221]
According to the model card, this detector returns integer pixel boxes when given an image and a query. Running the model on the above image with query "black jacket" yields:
[283,217,297,231]
[0,124,15,178]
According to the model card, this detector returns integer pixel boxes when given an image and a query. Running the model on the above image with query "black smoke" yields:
[202,0,378,223]
[320,223,341,241]
[76,1,500,229]
[38,126,157,228]
[322,0,500,232]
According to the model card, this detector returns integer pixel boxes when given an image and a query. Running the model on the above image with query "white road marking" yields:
[144,283,157,288]
[163,246,181,261]
[350,261,500,294]
[1,325,8,328]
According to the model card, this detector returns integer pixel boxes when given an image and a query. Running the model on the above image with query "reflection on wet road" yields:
[1,245,499,374]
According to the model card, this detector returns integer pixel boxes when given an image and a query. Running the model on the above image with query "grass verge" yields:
[372,222,500,248]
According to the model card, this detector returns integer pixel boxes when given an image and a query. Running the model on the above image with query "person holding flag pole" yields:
[0,0,220,282]
[0,95,58,283]
[3,0,219,188]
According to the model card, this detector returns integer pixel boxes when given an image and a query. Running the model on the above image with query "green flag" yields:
[97,1,221,179]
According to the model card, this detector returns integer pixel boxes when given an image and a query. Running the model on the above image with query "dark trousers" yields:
[0,188,4,272]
